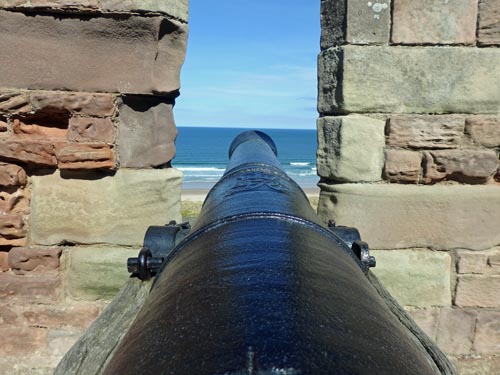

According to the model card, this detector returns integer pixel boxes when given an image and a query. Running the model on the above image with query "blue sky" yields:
[175,1,321,129]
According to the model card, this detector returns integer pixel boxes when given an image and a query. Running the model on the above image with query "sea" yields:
[173,127,319,190]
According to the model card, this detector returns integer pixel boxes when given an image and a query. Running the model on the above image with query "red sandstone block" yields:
[0,138,57,166]
[0,273,60,301]
[8,247,62,275]
[0,91,31,114]
[0,119,8,132]
[0,162,27,186]
[455,275,500,308]
[383,149,421,184]
[12,117,68,139]
[465,115,500,148]
[31,91,116,117]
[0,214,26,246]
[23,304,99,329]
[68,116,114,143]
[0,326,48,355]
[0,187,30,215]
[54,143,116,169]
[0,251,9,271]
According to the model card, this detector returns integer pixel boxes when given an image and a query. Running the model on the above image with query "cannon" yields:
[100,131,452,375]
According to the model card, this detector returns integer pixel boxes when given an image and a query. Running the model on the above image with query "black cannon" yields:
[102,131,448,375]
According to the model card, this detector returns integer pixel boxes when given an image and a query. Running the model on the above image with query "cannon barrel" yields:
[103,131,440,375]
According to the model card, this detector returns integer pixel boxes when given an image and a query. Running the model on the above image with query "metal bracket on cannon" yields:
[127,221,191,281]
[327,219,376,273]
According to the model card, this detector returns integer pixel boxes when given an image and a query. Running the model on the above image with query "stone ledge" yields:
[318,46,500,114]
[318,184,500,250]
[30,168,182,246]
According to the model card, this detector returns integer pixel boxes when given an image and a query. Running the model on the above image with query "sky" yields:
[175,0,321,129]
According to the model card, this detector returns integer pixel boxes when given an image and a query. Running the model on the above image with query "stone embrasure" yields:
[391,0,478,45]
[0,10,187,95]
[316,115,385,182]
[317,184,500,250]
[370,249,451,307]
[65,246,140,300]
[30,168,182,246]
[318,46,500,114]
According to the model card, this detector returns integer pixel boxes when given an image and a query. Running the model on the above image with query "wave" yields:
[289,162,310,166]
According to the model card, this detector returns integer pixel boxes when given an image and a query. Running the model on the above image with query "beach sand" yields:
[181,186,321,219]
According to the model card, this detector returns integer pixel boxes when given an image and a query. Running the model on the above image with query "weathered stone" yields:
[118,96,177,168]
[465,115,500,148]
[318,46,500,114]
[317,184,500,250]
[48,329,84,359]
[29,0,99,8]
[406,308,439,340]
[452,356,500,375]
[23,304,99,329]
[436,309,476,355]
[68,117,114,143]
[423,150,499,184]
[0,273,60,301]
[66,246,139,300]
[54,143,115,170]
[0,91,31,113]
[30,169,182,246]
[473,310,500,355]
[0,119,7,132]
[346,0,390,44]
[455,275,500,307]
[0,11,188,95]
[383,150,421,183]
[457,248,500,275]
[0,139,57,166]
[31,91,115,117]
[1,305,18,324]
[386,115,465,149]
[0,187,30,215]
[392,0,478,44]
[316,115,385,182]
[320,0,347,48]
[370,249,451,307]
[0,251,9,271]
[13,118,68,139]
[0,327,47,355]
[100,0,189,23]
[0,214,26,246]
[8,247,62,274]
[478,0,500,45]
[0,162,27,186]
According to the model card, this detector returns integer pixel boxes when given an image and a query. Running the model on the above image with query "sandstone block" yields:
[452,355,500,375]
[457,248,500,275]
[118,96,177,168]
[320,0,347,48]
[66,246,139,300]
[0,214,26,246]
[317,115,385,182]
[1,305,18,324]
[465,115,500,148]
[423,150,499,184]
[392,0,478,44]
[383,149,421,183]
[436,308,476,355]
[12,117,68,139]
[0,119,7,132]
[317,184,500,250]
[48,329,83,359]
[386,115,465,149]
[0,139,56,166]
[68,116,114,143]
[370,249,451,307]
[455,275,500,307]
[8,247,62,274]
[0,273,60,301]
[31,91,115,117]
[54,143,115,170]
[23,304,99,329]
[0,91,31,113]
[0,11,187,95]
[318,46,500,114]
[473,310,500,355]
[100,0,189,23]
[0,187,30,215]
[30,169,182,246]
[0,251,9,271]
[0,327,47,355]
[406,308,439,340]
[347,0,390,44]
[478,0,500,45]
[0,162,27,186]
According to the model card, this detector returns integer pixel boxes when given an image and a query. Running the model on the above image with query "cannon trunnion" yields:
[103,131,440,375]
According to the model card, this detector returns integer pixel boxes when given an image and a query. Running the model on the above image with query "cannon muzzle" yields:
[103,131,442,375]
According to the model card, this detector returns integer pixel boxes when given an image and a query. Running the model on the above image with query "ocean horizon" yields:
[173,126,319,190]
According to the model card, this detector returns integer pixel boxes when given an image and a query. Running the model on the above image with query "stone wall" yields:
[0,1,188,373]
[318,0,500,374]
